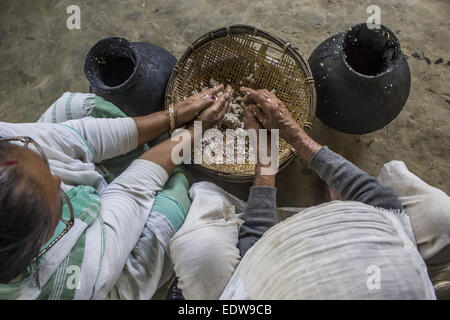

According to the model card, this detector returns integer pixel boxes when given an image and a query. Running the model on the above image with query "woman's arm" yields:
[94,158,169,298]
[63,85,226,163]
[134,85,225,146]
[139,85,233,174]
[63,117,140,163]
[237,106,278,257]
[139,126,194,174]
[238,185,277,257]
[241,87,403,211]
[93,86,234,297]
[285,122,402,210]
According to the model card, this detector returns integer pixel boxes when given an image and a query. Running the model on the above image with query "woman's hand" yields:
[240,87,321,162]
[195,85,233,130]
[240,87,302,145]
[174,84,225,127]
[243,104,263,131]
[133,84,228,146]
[243,104,275,187]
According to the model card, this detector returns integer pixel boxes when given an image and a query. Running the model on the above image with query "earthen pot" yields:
[84,37,177,117]
[308,23,411,134]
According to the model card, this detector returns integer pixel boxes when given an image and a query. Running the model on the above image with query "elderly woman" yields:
[0,84,234,300]
[170,87,449,300]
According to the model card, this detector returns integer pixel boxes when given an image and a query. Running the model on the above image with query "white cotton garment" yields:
[169,182,245,300]
[0,118,138,192]
[221,200,436,300]
[0,119,171,299]
[377,161,450,273]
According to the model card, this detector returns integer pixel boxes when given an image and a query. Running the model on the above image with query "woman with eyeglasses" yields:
[0,84,233,300]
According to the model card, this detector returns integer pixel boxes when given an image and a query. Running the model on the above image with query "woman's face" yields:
[19,148,62,239]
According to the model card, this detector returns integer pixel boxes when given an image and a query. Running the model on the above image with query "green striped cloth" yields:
[37,186,102,300]
[1,92,192,300]
[38,92,192,230]
[38,92,149,183]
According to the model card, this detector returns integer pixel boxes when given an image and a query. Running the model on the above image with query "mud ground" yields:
[0,0,448,206]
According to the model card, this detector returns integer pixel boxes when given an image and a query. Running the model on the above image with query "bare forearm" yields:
[252,132,276,186]
[139,126,194,174]
[133,110,170,146]
[286,126,322,162]
[254,163,275,187]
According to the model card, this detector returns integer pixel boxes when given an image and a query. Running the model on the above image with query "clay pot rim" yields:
[84,37,141,93]
[340,23,401,80]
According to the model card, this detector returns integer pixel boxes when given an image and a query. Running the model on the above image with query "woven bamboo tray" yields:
[165,24,316,182]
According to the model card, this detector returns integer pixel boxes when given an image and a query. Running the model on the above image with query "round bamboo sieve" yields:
[165,24,316,182]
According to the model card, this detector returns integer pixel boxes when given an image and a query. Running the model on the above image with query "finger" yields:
[212,92,231,121]
[243,108,255,128]
[244,106,252,117]
[199,88,229,116]
[266,89,278,99]
[195,84,225,104]
[259,89,275,104]
[244,105,256,119]
[190,84,226,114]
[253,106,268,128]
[241,87,273,114]
[241,87,268,98]
[189,96,215,116]
[242,93,255,105]
[244,105,259,120]
[208,91,227,111]
[240,86,257,97]
[224,84,234,97]
[218,93,232,119]
[246,104,259,116]
[206,85,232,111]
[198,92,217,107]
[204,83,225,96]
[240,87,256,105]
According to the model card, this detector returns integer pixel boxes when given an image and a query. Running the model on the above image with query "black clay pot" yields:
[84,37,177,117]
[308,23,411,134]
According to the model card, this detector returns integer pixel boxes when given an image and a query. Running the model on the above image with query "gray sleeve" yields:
[238,186,277,257]
[308,146,402,211]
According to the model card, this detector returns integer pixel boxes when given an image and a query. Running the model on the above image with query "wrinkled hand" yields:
[244,104,275,186]
[240,87,303,144]
[244,102,272,155]
[243,104,263,131]
[174,84,225,127]
[196,85,233,130]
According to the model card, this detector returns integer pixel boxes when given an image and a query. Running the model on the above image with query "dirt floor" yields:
[0,0,448,207]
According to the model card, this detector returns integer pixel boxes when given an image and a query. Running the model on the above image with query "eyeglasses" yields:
[0,136,75,263]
